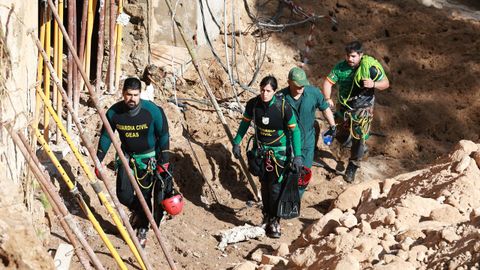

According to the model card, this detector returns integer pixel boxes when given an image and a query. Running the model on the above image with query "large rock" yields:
[303,208,343,241]
[400,195,442,217]
[449,140,478,163]
[334,254,360,270]
[394,206,421,231]
[332,181,380,211]
[368,207,396,228]
[429,205,466,224]
[340,213,358,228]
[333,233,356,253]
[274,243,289,257]
[289,246,316,268]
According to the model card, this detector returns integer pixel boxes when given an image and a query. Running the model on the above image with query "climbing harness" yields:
[126,151,157,189]
[344,107,373,141]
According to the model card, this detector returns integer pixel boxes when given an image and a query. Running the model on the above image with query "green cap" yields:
[288,67,310,87]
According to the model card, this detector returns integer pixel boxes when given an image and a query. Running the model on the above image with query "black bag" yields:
[277,169,301,219]
[246,149,264,177]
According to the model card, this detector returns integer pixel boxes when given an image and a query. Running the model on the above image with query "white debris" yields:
[218,224,265,251]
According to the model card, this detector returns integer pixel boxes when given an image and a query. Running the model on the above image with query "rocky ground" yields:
[1,0,480,269]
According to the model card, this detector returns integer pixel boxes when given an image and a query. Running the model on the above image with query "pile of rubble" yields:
[233,140,480,270]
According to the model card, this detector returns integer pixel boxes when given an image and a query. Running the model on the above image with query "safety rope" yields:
[265,149,286,178]
[344,109,372,140]
[130,158,155,189]
[338,57,382,110]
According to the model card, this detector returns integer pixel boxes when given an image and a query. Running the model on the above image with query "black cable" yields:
[205,0,221,30]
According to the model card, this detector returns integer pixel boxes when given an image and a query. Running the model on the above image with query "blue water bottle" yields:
[322,131,333,146]
[322,125,336,146]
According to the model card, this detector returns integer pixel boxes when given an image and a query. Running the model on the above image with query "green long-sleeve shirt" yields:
[96,99,170,164]
[233,94,301,157]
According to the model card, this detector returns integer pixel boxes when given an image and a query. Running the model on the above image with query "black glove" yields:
[292,156,303,173]
[232,144,241,159]
[324,125,337,138]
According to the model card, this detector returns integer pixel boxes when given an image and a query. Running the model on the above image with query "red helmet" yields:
[298,166,312,188]
[162,191,184,215]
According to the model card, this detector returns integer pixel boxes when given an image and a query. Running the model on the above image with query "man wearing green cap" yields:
[279,67,336,197]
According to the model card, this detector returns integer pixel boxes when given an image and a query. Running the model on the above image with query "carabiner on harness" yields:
[265,151,274,172]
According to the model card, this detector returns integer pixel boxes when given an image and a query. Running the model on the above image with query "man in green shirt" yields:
[96,77,173,248]
[279,67,336,197]
[322,41,390,182]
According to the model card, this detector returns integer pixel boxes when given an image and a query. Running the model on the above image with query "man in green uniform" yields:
[96,77,172,248]
[322,41,390,182]
[279,67,336,196]
[232,75,303,238]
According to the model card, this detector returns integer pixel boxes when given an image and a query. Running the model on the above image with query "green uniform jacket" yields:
[279,85,329,168]
[96,99,170,165]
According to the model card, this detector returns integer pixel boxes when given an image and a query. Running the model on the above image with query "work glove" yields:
[232,144,241,159]
[292,156,303,173]
[156,162,170,174]
[324,125,337,138]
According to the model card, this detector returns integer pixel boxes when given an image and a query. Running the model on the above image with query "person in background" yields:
[279,67,336,196]
[322,41,390,182]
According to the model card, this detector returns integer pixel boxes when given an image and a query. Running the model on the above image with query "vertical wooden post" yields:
[67,0,74,132]
[95,0,106,92]
[114,0,123,90]
[43,6,52,141]
[34,3,47,136]
[56,0,64,141]
[78,0,89,94]
[108,0,116,93]
[85,0,97,82]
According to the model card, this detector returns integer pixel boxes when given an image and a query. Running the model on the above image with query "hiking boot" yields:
[344,162,359,183]
[136,228,148,248]
[260,215,270,230]
[266,218,281,239]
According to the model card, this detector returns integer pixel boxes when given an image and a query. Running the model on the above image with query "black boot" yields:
[260,214,270,230]
[344,162,359,183]
[136,228,148,248]
[266,217,281,238]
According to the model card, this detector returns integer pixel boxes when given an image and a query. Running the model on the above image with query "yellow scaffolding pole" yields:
[84,0,97,82]
[114,0,123,90]
[33,127,128,270]
[55,0,64,144]
[44,7,52,141]
[35,85,146,270]
[53,0,59,143]
[31,30,152,269]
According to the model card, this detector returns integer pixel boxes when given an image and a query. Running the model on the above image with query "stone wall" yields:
[150,0,222,47]
[0,1,54,268]
[122,0,222,78]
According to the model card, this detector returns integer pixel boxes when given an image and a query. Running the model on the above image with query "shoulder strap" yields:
[252,97,262,149]
[273,94,287,126]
